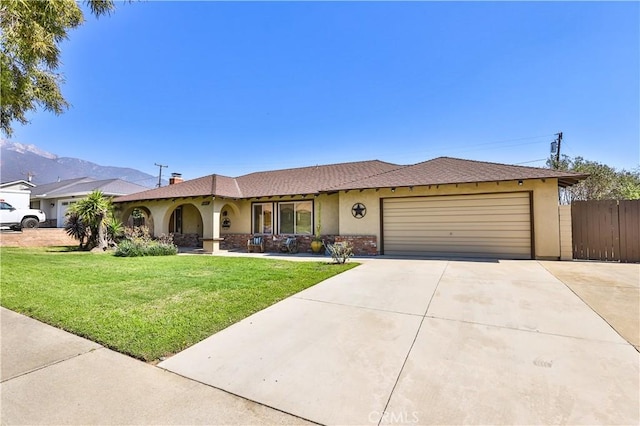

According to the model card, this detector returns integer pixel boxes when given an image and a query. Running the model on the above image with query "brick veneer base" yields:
[220,234,378,256]
[334,235,378,256]
[0,228,77,247]
[172,233,202,247]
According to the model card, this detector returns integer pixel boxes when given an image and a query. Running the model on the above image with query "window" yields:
[252,203,273,234]
[252,201,314,235]
[279,201,312,235]
[170,207,182,233]
[132,208,145,227]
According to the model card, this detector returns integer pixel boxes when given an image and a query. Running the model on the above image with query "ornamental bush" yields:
[326,242,354,264]
[114,227,178,257]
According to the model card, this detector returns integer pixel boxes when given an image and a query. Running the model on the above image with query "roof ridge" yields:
[237,159,400,178]
[30,176,94,194]
[321,163,408,191]
[233,176,243,198]
[434,156,547,171]
[434,156,588,176]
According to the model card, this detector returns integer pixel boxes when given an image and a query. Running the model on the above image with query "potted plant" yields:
[311,203,323,253]
[311,229,323,253]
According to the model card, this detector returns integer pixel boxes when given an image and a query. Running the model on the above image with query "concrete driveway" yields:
[540,261,640,351]
[160,259,639,425]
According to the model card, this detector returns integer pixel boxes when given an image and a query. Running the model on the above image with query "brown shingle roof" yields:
[114,175,218,202]
[236,160,400,197]
[114,160,400,202]
[325,157,588,190]
[114,157,588,203]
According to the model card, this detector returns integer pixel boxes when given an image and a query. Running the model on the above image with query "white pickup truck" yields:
[0,200,46,230]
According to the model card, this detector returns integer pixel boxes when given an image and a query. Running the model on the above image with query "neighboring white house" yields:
[30,177,149,227]
[0,180,36,209]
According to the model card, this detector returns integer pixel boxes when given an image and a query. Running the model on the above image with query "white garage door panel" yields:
[383,193,531,259]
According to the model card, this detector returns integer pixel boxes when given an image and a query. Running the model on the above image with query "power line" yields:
[154,163,168,188]
[390,134,556,164]
[515,159,547,165]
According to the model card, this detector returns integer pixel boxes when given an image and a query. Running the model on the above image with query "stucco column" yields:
[202,198,222,253]
[151,205,167,237]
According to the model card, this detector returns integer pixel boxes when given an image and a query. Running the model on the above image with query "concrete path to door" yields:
[160,259,639,425]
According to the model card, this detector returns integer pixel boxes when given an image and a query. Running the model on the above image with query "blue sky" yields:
[8,1,640,181]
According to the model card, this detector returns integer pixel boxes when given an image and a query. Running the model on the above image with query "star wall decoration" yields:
[351,203,366,219]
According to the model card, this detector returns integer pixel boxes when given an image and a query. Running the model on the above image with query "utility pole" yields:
[550,132,563,168]
[154,163,168,188]
[555,131,563,164]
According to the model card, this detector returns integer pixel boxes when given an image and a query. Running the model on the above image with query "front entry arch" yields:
[166,203,203,247]
[120,206,155,236]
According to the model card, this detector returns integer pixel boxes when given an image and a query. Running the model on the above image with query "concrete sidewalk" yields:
[0,308,311,425]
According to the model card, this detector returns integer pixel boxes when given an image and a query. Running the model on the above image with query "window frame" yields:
[252,202,274,235]
[251,200,315,236]
[277,200,313,236]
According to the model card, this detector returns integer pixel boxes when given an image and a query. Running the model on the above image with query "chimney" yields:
[169,172,183,185]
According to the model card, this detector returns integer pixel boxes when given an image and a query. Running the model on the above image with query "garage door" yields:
[382,192,532,259]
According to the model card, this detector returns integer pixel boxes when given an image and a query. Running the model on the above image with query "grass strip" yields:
[1,247,357,361]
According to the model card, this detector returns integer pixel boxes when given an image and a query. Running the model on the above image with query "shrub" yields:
[326,242,354,264]
[105,215,124,246]
[124,226,152,244]
[114,240,143,257]
[115,227,178,257]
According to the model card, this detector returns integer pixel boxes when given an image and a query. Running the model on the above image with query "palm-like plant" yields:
[68,190,112,250]
[105,213,124,246]
[64,211,87,249]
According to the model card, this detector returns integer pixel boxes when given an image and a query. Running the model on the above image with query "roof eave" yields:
[114,193,215,204]
[323,176,587,192]
[558,174,590,188]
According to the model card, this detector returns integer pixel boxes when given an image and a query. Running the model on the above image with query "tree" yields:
[1,0,115,136]
[67,190,113,250]
[617,169,640,200]
[64,210,88,249]
[548,155,640,204]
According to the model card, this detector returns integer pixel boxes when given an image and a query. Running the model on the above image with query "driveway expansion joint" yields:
[424,315,631,345]
[537,261,636,348]
[376,261,449,426]
[292,295,424,318]
[155,366,323,426]
[1,346,105,383]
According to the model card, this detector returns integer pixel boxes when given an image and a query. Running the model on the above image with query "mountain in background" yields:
[1,140,162,188]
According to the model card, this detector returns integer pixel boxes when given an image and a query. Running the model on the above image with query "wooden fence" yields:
[572,200,640,263]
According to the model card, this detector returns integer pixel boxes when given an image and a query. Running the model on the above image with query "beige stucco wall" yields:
[116,178,563,258]
[181,204,203,235]
[338,178,562,259]
[221,199,251,235]
[558,205,573,260]
[315,193,339,235]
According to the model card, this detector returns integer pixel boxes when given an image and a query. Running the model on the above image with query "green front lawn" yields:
[0,247,357,361]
